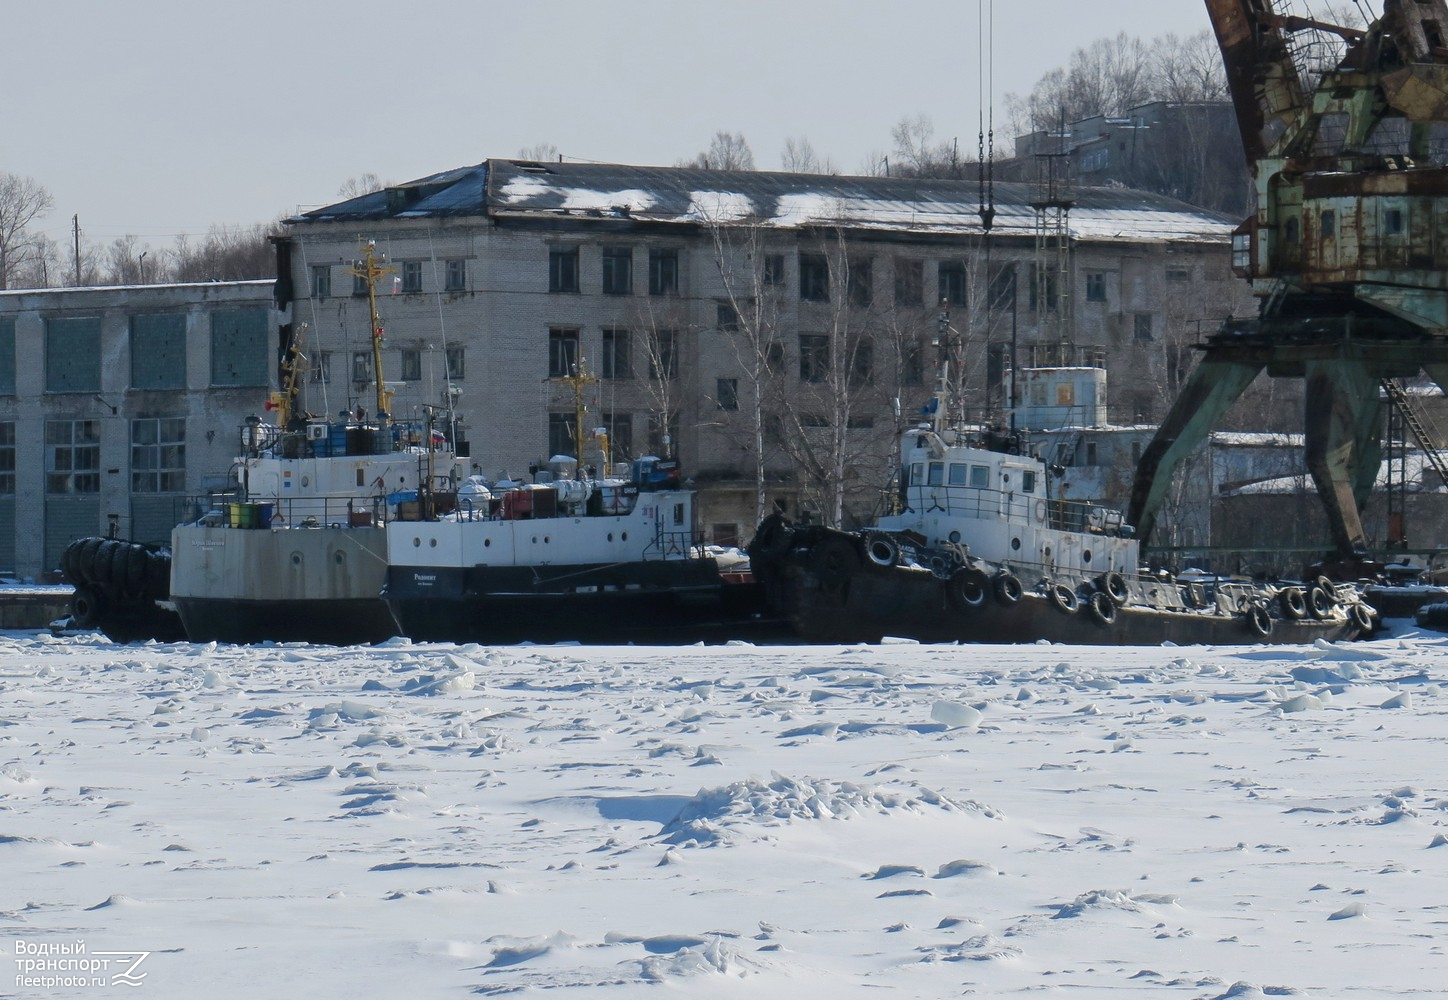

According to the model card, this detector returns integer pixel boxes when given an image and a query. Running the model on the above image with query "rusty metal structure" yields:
[1129,0,1448,557]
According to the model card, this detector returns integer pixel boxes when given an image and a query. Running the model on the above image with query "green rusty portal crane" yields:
[1129,0,1448,558]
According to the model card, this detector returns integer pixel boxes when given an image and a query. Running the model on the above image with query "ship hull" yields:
[384,559,772,644]
[170,524,398,645]
[752,526,1371,646]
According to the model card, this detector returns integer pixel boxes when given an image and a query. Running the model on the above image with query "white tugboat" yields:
[168,242,460,644]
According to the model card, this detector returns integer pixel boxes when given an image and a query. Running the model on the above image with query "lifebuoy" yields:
[1034,499,1048,521]
[865,534,897,568]
[1278,587,1307,620]
[948,567,990,609]
[1099,571,1129,607]
[1350,602,1374,634]
[1085,590,1117,627]
[1306,585,1334,620]
[1245,604,1273,636]
[993,572,1023,605]
[1048,583,1079,613]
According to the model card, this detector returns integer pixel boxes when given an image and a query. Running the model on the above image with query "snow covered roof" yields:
[291,159,1235,245]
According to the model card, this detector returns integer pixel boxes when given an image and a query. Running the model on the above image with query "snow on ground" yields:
[2,627,1447,997]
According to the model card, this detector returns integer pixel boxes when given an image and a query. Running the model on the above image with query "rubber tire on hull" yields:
[124,544,148,598]
[70,586,107,628]
[1085,590,1117,627]
[1307,585,1334,620]
[1314,576,1339,604]
[1278,587,1308,620]
[948,567,990,609]
[1350,602,1374,635]
[1245,604,1273,637]
[993,572,1023,605]
[1048,583,1079,614]
[1099,572,1129,607]
[864,534,898,568]
[74,537,104,585]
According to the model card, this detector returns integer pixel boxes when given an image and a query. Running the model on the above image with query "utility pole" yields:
[72,215,81,286]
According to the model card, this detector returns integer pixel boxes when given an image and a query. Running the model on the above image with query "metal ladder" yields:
[1381,378,1448,485]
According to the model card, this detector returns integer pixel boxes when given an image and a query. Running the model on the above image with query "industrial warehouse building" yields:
[1,160,1262,580]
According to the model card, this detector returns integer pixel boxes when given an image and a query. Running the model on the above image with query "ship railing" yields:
[642,527,704,561]
[180,492,389,530]
[913,485,1131,537]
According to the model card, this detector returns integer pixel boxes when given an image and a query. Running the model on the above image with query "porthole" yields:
[621,531,628,541]
[1083,549,1092,564]
[412,537,421,548]
[429,538,437,548]
[607,532,614,542]
[1011,537,1021,551]
[334,552,345,565]
[301,476,310,488]
[484,538,491,547]
[290,552,302,566]
[544,536,550,544]
[948,530,961,544]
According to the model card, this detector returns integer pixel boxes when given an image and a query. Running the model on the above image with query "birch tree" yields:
[0,172,54,290]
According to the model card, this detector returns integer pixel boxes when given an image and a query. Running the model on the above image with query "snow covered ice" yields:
[2,628,1447,997]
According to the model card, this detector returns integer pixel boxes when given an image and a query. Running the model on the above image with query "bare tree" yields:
[517,143,560,162]
[336,173,387,199]
[889,115,967,179]
[680,131,756,171]
[0,172,55,290]
[169,220,283,282]
[780,136,835,174]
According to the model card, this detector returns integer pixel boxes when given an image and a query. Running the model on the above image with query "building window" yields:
[799,334,830,383]
[602,246,633,295]
[131,417,186,493]
[445,259,467,291]
[1321,210,1336,240]
[762,253,786,287]
[1134,314,1154,342]
[716,301,739,332]
[549,245,580,293]
[446,346,465,380]
[549,328,580,377]
[648,330,677,380]
[765,341,785,372]
[0,422,14,493]
[45,420,101,494]
[1385,208,1405,235]
[938,261,967,307]
[604,412,633,463]
[903,343,925,386]
[310,265,331,298]
[0,318,14,395]
[130,314,187,390]
[1029,264,1058,312]
[311,351,332,383]
[399,348,422,381]
[210,308,268,387]
[547,412,575,458]
[1283,217,1301,245]
[45,316,102,393]
[1085,272,1106,302]
[648,249,679,296]
[602,328,630,379]
[989,266,1016,310]
[401,260,423,293]
[799,253,829,302]
[352,269,369,296]
[1166,267,1190,282]
[352,352,373,382]
[648,413,679,456]
[848,259,873,307]
[894,258,923,307]
[851,340,874,386]
[716,377,739,411]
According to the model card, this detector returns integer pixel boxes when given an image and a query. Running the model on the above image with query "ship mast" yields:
[352,240,396,423]
[554,356,600,479]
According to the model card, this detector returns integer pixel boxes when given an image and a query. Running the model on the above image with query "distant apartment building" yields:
[0,281,279,580]
[277,159,1252,539]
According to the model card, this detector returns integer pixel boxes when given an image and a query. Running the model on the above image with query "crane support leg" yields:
[1128,356,1263,545]
[1303,360,1379,554]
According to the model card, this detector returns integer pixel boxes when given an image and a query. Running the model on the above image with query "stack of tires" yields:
[59,537,179,641]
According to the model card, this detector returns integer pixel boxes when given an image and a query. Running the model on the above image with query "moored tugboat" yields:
[749,423,1378,646]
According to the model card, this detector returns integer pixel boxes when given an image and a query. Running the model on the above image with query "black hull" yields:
[752,527,1370,646]
[385,559,778,644]
[173,597,399,646]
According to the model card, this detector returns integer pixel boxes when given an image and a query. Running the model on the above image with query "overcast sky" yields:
[10,0,1220,253]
